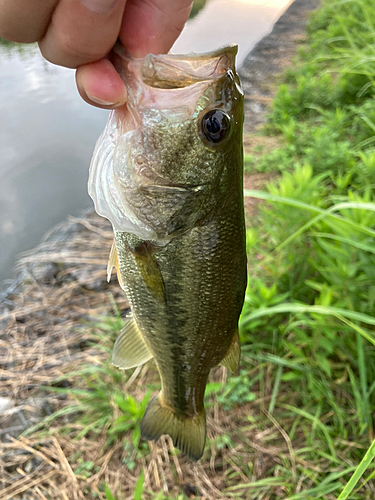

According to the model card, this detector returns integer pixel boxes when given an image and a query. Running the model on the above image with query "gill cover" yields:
[88,44,242,241]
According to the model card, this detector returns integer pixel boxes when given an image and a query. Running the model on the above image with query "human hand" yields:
[0,0,193,108]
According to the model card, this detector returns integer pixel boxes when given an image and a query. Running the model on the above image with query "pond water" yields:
[0,0,292,284]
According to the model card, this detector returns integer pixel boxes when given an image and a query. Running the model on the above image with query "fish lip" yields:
[112,42,238,89]
[112,41,238,65]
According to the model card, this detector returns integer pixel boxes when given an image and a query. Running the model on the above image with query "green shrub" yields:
[243,157,375,495]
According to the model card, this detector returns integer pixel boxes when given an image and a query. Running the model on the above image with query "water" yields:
[0,0,292,284]
[0,45,107,284]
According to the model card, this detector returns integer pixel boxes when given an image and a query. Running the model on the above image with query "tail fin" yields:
[140,393,206,461]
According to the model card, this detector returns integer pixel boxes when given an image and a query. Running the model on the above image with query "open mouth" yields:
[89,45,240,238]
[108,43,240,139]
[111,42,238,91]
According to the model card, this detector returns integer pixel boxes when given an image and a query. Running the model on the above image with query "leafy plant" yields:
[242,158,375,495]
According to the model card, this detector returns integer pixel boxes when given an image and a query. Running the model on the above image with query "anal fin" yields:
[219,328,240,374]
[112,317,153,370]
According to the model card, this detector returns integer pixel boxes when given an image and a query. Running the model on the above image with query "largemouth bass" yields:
[88,43,247,460]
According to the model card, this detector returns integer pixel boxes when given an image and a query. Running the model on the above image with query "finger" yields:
[76,58,127,109]
[0,0,58,43]
[120,0,193,57]
[39,0,127,68]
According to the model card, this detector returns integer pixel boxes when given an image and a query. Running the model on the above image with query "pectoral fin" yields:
[129,242,166,303]
[219,328,240,374]
[112,316,153,370]
[107,240,124,289]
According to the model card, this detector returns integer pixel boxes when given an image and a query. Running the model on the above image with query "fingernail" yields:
[86,92,122,107]
[82,0,118,14]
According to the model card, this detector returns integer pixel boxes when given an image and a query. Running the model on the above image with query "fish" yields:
[88,43,247,461]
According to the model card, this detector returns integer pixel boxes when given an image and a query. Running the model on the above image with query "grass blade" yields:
[241,303,375,332]
[311,232,375,254]
[243,190,375,239]
[336,439,375,499]
[133,470,145,500]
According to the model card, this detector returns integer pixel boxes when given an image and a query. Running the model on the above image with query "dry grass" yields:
[0,211,311,500]
[0,213,124,398]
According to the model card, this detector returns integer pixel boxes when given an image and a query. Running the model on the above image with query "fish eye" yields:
[200,109,231,146]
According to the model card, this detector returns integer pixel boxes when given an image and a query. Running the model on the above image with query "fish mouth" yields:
[112,42,238,90]
[109,43,240,138]
[88,45,241,239]
[140,47,237,90]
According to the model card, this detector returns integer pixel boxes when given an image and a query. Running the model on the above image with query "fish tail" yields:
[140,393,206,461]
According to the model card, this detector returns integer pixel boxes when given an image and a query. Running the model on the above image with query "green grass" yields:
[240,0,375,496]
[240,171,375,496]
[246,0,375,179]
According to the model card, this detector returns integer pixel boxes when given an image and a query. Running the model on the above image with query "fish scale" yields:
[89,43,246,460]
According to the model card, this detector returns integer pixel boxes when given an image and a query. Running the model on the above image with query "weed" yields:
[242,10,375,481]
[207,369,258,410]
[243,158,375,494]
[74,459,99,478]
